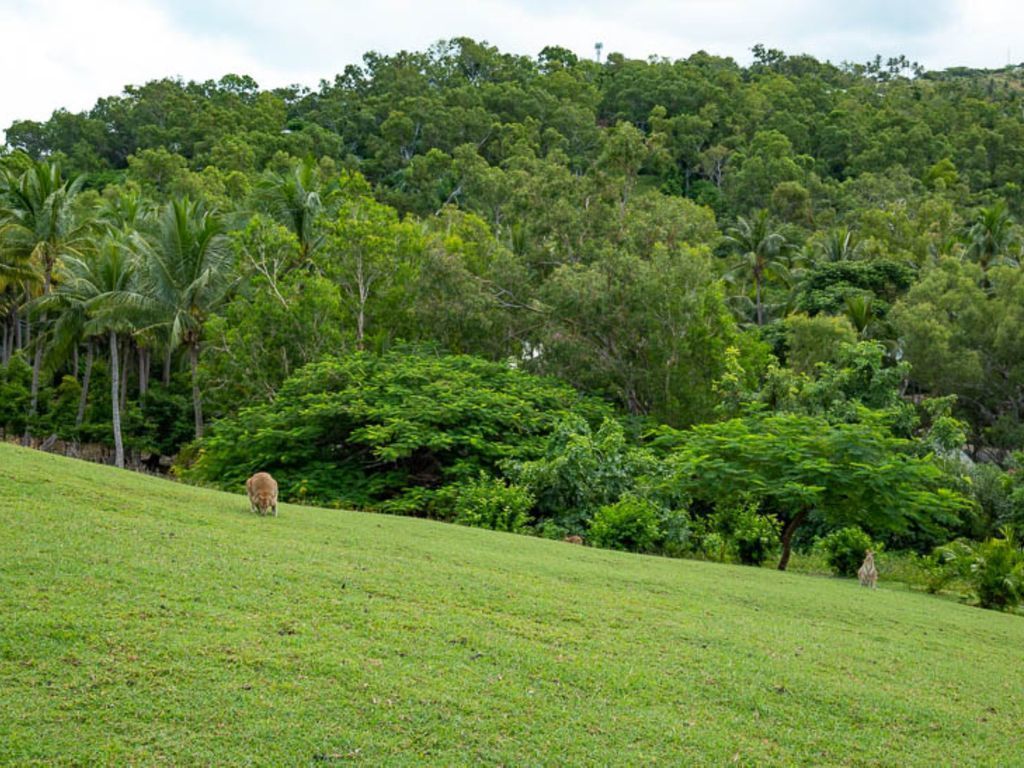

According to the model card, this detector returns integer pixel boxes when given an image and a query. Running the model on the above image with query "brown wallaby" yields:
[246,472,278,517]
[563,535,584,545]
[858,550,878,588]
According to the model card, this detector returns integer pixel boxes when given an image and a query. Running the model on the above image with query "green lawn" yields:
[1,443,1022,766]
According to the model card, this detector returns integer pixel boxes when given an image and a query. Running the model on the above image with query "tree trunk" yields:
[119,339,130,415]
[755,272,764,327]
[138,347,149,397]
[27,264,54,437]
[76,342,93,427]
[190,342,203,439]
[109,331,124,469]
[73,344,79,379]
[777,508,809,571]
[163,347,172,385]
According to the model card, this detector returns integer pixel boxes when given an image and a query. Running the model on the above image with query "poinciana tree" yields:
[132,198,234,439]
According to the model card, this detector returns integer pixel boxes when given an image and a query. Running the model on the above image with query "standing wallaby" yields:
[858,549,878,588]
[246,472,278,517]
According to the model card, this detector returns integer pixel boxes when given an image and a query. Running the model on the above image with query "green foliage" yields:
[819,527,876,577]
[969,532,1024,611]
[440,474,533,533]
[199,269,349,419]
[720,502,781,566]
[0,354,32,435]
[536,245,743,426]
[783,313,857,374]
[588,494,662,553]
[126,384,194,456]
[505,416,655,531]
[923,540,976,594]
[892,259,1024,444]
[185,350,609,511]
[795,260,914,317]
[655,412,969,568]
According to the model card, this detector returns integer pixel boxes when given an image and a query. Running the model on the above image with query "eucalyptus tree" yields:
[722,210,791,326]
[133,198,234,439]
[0,156,91,430]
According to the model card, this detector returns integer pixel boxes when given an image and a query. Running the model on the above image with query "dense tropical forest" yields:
[2,39,1023,608]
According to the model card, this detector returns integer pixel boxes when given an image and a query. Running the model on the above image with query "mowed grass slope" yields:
[1,444,1022,767]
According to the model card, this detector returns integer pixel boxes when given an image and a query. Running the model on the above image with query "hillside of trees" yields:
[3,39,1024,605]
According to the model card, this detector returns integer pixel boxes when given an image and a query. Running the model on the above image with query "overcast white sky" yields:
[3,0,1024,140]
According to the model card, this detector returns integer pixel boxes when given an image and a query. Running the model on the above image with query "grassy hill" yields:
[1,444,1022,766]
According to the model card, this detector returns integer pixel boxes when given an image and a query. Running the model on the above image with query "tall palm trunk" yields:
[138,347,149,397]
[119,339,130,415]
[28,259,55,437]
[189,342,203,439]
[75,341,93,427]
[755,273,764,326]
[109,331,124,468]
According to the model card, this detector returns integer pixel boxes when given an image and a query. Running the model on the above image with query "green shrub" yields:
[0,354,32,436]
[705,500,781,566]
[820,527,876,577]
[731,509,781,566]
[589,494,661,553]
[505,416,656,532]
[657,507,693,558]
[969,532,1024,611]
[184,349,609,510]
[442,475,534,533]
[920,540,976,594]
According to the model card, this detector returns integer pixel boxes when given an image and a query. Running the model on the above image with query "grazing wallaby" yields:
[246,472,278,517]
[563,535,584,545]
[858,549,878,588]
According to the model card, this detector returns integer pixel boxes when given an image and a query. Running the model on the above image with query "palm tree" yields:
[965,202,1019,270]
[817,226,864,262]
[0,156,91,430]
[133,198,234,439]
[37,237,138,466]
[255,157,330,264]
[723,210,790,326]
[31,256,94,427]
[100,189,157,396]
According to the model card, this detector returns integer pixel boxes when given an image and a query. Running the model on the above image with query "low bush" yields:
[970,532,1024,611]
[710,501,780,566]
[819,526,876,577]
[442,475,534,533]
[589,494,661,553]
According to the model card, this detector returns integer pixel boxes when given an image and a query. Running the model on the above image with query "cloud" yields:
[4,0,1023,144]
[0,0,311,139]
